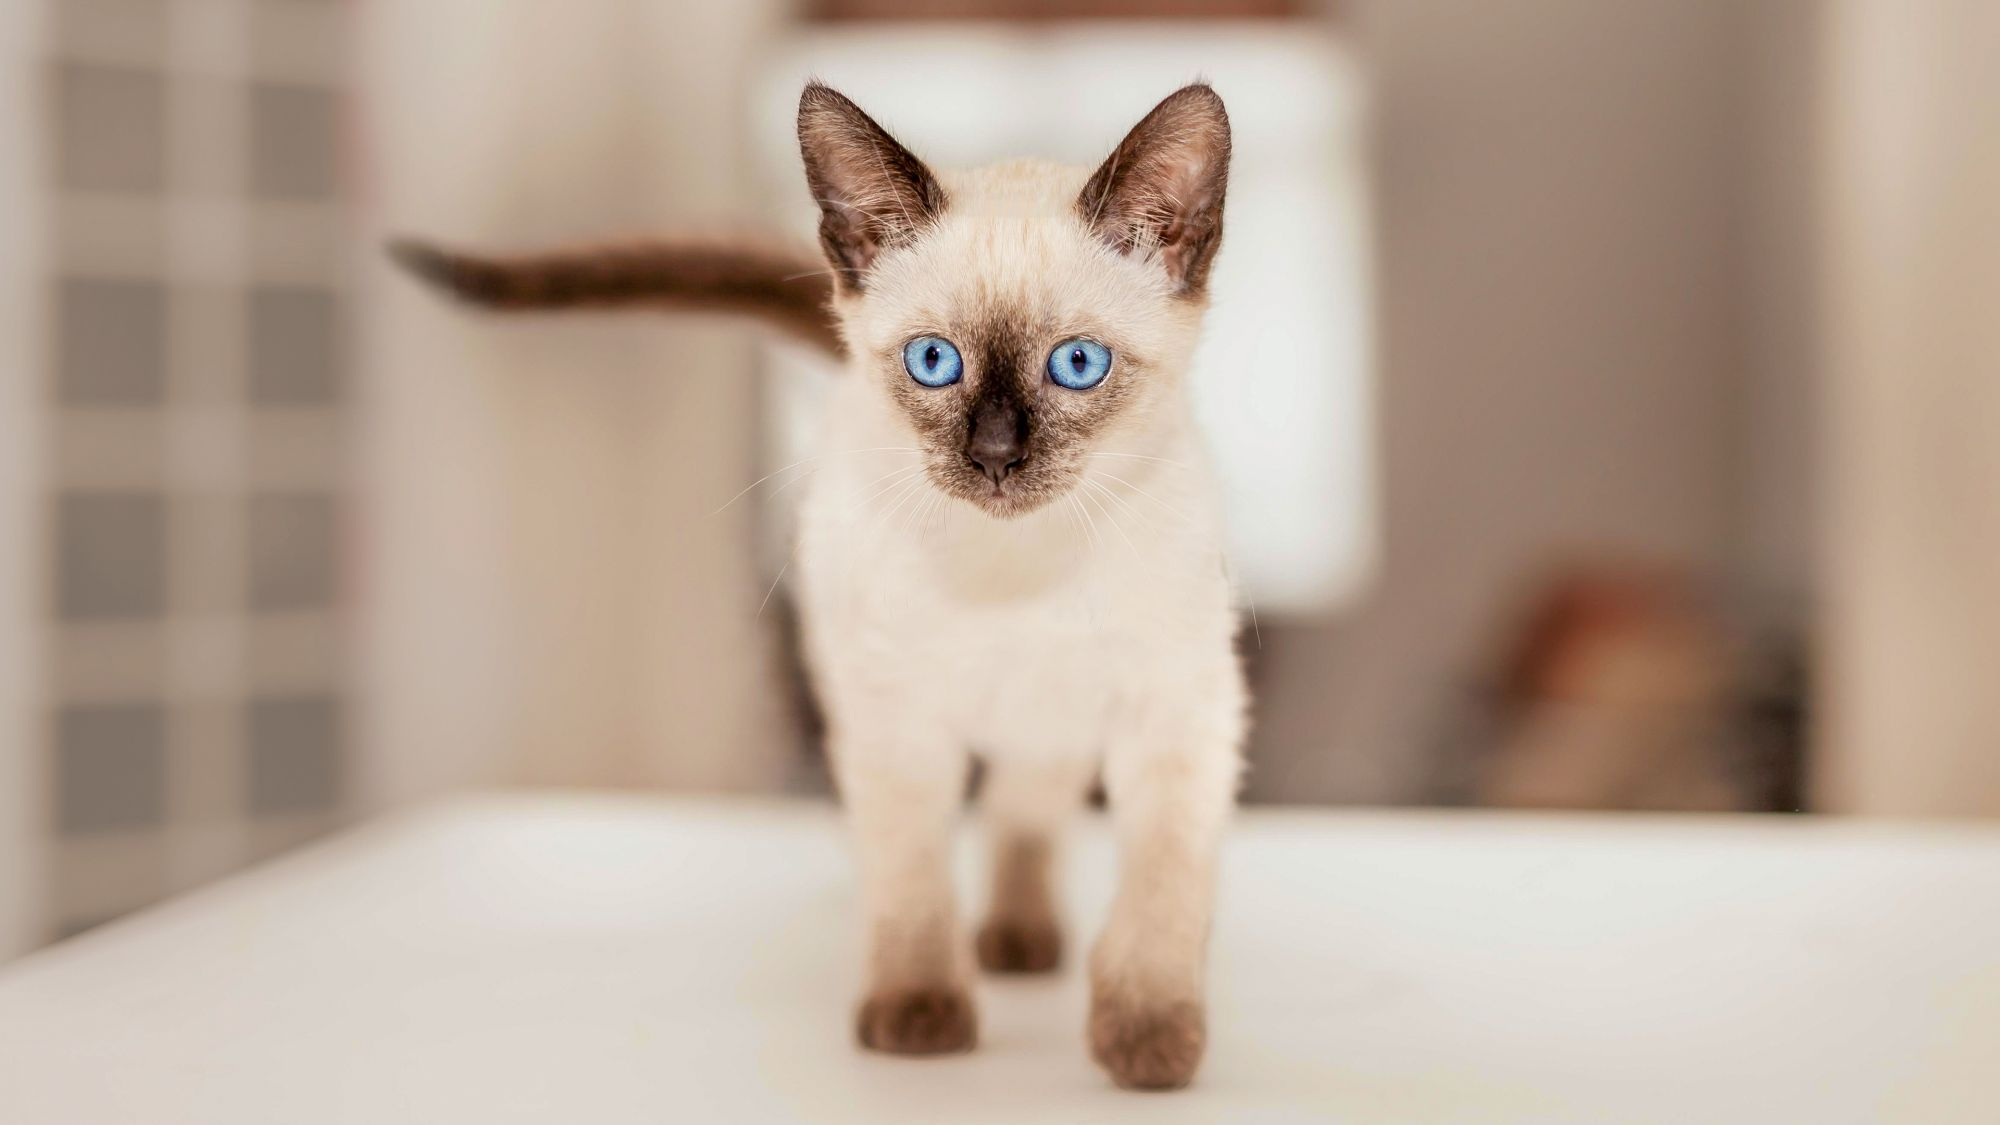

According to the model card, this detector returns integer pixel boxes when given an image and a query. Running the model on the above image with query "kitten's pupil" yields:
[1070,349,1087,373]
[925,344,940,370]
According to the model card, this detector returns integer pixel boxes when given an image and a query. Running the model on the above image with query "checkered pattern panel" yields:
[42,0,351,938]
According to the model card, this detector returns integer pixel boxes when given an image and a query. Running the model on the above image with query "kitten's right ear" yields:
[797,82,947,293]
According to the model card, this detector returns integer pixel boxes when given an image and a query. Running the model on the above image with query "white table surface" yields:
[1,794,1996,1123]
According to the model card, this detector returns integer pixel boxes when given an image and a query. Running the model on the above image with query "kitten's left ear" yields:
[798,82,948,293]
[1077,84,1232,298]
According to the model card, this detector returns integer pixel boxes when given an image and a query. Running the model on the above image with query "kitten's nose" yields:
[965,402,1028,486]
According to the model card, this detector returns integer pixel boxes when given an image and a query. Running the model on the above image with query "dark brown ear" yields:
[1076,84,1232,298]
[797,82,948,293]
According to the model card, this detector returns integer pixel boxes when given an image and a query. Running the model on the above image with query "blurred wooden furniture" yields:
[1,794,1994,1122]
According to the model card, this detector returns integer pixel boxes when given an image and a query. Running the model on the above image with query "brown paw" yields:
[855,985,978,1056]
[976,917,1063,974]
[1089,996,1206,1090]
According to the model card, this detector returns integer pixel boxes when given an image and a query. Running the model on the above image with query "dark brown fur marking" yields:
[1076,84,1232,298]
[885,314,1144,519]
[386,237,842,355]
[976,916,1062,974]
[797,82,949,293]
[1089,994,1207,1091]
[855,984,978,1056]
[977,836,1062,974]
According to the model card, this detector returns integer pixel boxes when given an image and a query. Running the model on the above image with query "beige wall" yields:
[1818,0,2000,815]
[355,0,791,808]
[1737,0,1825,598]
[1251,0,1809,801]
[0,0,46,958]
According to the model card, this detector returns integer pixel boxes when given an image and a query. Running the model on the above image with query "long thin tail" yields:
[386,236,842,356]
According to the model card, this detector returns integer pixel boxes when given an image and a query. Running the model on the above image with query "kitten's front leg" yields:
[834,724,977,1056]
[1089,670,1244,1090]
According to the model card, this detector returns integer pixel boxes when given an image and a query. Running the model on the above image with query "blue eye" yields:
[1047,338,1112,390]
[902,336,963,387]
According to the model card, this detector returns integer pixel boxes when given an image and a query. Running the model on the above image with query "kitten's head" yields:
[799,82,1230,518]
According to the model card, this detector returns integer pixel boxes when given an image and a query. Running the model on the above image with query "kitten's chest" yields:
[799,484,1231,676]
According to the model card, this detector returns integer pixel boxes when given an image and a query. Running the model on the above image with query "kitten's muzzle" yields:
[964,401,1029,487]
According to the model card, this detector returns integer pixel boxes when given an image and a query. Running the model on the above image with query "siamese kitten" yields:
[393,82,1245,1091]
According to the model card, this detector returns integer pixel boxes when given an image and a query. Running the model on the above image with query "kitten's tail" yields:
[386,236,842,356]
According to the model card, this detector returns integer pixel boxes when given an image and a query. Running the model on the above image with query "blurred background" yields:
[2,0,1996,960]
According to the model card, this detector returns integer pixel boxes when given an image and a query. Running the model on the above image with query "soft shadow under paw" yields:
[1089,997,1206,1090]
[855,985,978,1056]
[976,917,1063,974]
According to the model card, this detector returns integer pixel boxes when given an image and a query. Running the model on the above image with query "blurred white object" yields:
[3,794,1996,1122]
[754,26,1375,615]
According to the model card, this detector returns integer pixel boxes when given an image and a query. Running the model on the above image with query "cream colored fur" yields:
[796,159,1246,1086]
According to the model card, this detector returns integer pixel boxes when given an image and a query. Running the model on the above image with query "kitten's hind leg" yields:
[975,754,1096,975]
[835,725,978,1056]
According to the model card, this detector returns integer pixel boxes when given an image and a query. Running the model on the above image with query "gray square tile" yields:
[247,697,341,814]
[57,493,166,620]
[247,494,337,610]
[57,279,167,405]
[249,288,342,404]
[54,64,166,193]
[248,84,339,199]
[56,703,167,834]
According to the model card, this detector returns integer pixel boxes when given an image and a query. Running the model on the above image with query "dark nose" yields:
[965,401,1028,485]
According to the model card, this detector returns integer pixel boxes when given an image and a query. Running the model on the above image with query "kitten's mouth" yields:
[930,461,1060,519]
[972,478,1029,515]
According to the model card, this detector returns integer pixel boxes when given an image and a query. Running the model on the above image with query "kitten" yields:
[393,82,1246,1091]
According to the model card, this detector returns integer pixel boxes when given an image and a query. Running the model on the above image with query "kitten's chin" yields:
[935,472,1063,520]
[972,492,1052,520]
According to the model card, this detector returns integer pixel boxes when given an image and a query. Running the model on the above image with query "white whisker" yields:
[1058,493,1087,554]
[918,489,949,537]
[850,474,930,584]
[713,459,816,516]
[839,464,927,521]
[1095,470,1193,527]
[1081,480,1139,556]
[1087,451,1189,470]
[756,552,794,619]
[874,473,930,539]
[712,446,917,515]
[764,465,818,505]
[1074,489,1104,555]
[1086,476,1157,539]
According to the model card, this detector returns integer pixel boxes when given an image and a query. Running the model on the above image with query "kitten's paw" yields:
[976,916,1062,974]
[1088,993,1206,1090]
[855,984,978,1056]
